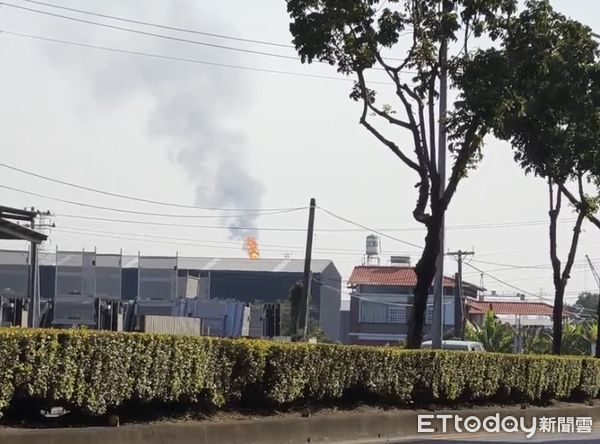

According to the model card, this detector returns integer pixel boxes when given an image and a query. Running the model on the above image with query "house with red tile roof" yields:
[347,265,482,346]
[466,299,576,327]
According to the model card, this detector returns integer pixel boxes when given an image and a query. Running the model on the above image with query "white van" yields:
[421,340,485,352]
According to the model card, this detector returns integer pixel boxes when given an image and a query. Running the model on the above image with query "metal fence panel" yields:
[138,256,178,301]
[0,250,29,299]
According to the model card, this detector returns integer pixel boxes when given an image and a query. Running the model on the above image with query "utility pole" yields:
[432,0,452,349]
[447,250,474,340]
[27,209,40,328]
[584,255,600,357]
[299,198,316,340]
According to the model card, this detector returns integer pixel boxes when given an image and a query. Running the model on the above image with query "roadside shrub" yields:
[0,328,598,416]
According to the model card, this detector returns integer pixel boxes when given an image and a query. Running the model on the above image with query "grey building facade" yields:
[1,251,343,341]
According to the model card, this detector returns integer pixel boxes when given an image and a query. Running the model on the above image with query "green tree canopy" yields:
[575,292,599,313]
[454,0,600,354]
[286,0,516,348]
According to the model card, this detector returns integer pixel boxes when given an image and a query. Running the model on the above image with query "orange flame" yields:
[244,236,260,260]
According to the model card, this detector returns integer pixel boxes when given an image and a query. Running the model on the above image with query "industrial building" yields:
[0,250,343,341]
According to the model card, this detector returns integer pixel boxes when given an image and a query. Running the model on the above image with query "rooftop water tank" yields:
[366,235,379,256]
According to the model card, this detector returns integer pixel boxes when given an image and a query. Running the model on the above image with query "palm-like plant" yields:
[560,322,589,356]
[465,310,514,353]
[521,327,552,354]
[581,320,598,346]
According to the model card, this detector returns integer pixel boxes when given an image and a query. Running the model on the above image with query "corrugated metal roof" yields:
[348,266,466,288]
[466,300,575,318]
[177,257,333,273]
[34,252,334,273]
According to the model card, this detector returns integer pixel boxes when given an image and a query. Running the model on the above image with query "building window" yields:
[388,305,406,323]
[360,301,387,323]
[425,306,434,324]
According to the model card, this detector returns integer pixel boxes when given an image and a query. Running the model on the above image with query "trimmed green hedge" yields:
[1,328,599,415]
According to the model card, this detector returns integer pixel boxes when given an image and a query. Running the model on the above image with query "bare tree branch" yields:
[428,80,437,176]
[356,71,421,173]
[559,183,600,230]
[441,122,482,209]
[357,68,431,225]
[548,179,562,289]
[560,174,593,283]
[374,52,429,170]
[562,205,586,284]
[366,102,414,130]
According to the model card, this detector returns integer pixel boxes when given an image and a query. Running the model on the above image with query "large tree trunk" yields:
[548,180,586,355]
[552,283,565,355]
[548,181,563,355]
[407,215,442,349]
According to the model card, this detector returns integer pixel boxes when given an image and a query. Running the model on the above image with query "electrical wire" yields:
[0,2,411,74]
[53,213,309,231]
[0,30,394,85]
[0,183,306,218]
[19,0,296,49]
[0,2,303,61]
[53,227,345,258]
[51,212,423,235]
[467,258,551,270]
[0,162,586,232]
[0,161,300,212]
[461,261,541,299]
[318,206,423,249]
[15,0,414,62]
[55,225,384,256]
[53,227,253,251]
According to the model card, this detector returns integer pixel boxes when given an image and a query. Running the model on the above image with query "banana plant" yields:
[466,310,515,353]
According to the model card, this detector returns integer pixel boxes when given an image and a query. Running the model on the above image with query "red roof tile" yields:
[466,300,575,318]
[348,266,475,289]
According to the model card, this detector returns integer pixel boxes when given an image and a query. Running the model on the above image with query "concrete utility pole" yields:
[432,0,453,349]
[27,210,40,328]
[447,250,474,340]
[584,255,600,357]
[299,198,316,340]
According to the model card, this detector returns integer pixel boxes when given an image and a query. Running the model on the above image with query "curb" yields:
[1,404,599,444]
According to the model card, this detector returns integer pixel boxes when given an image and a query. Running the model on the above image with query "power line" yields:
[50,212,421,235]
[18,0,295,49]
[15,0,413,62]
[468,258,551,270]
[483,267,591,284]
[52,209,503,237]
[55,225,385,256]
[55,227,352,257]
[53,227,254,252]
[0,2,408,73]
[53,213,310,231]
[0,2,303,61]
[0,161,299,212]
[463,259,594,276]
[0,183,306,218]
[0,30,393,85]
[318,206,423,249]
[461,260,541,299]
[0,161,584,232]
